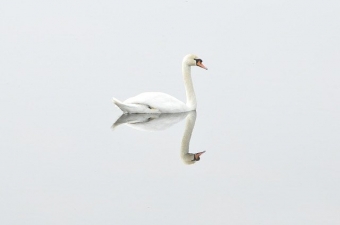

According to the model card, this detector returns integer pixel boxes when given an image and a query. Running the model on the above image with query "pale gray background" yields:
[1,0,339,224]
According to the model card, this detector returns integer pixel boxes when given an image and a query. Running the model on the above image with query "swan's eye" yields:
[194,59,203,65]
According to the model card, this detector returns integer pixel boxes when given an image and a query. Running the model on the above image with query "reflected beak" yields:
[193,151,206,161]
[196,151,206,157]
[197,61,208,70]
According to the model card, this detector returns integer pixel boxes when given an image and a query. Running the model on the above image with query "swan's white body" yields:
[113,92,187,114]
[112,54,207,114]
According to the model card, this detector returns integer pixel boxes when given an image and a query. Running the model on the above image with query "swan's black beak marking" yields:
[194,59,203,65]
[195,58,208,70]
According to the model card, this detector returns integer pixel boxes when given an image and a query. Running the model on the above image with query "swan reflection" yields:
[112,112,188,131]
[112,111,205,164]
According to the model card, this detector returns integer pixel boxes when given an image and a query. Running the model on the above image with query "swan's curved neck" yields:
[182,64,196,110]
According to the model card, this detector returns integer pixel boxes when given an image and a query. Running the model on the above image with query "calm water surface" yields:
[1,75,339,224]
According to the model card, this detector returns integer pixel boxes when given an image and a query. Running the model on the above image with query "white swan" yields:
[112,54,208,114]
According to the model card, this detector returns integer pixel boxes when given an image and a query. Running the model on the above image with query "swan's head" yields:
[183,54,208,70]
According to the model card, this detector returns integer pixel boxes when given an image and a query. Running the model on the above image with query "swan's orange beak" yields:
[197,61,208,70]
[196,151,206,157]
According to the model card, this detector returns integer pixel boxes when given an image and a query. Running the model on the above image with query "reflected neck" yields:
[180,111,196,164]
[182,64,196,110]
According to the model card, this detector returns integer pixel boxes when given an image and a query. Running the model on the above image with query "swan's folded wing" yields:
[124,92,187,113]
[113,97,160,114]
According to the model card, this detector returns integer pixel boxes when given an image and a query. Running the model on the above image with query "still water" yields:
[1,80,339,224]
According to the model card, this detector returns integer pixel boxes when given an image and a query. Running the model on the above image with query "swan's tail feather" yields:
[112,97,122,105]
[112,97,129,113]
[112,97,151,114]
